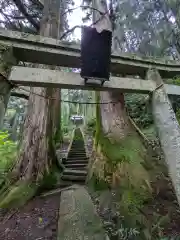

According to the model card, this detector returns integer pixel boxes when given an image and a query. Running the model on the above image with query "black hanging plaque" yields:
[80,26,112,85]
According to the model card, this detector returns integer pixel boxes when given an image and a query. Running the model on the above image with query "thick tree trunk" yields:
[13,88,52,180]
[12,0,61,181]
[100,92,131,140]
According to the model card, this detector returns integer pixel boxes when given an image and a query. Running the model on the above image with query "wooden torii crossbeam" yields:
[0,29,180,78]
[8,66,180,96]
[0,29,180,96]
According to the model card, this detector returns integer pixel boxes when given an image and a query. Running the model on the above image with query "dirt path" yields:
[0,194,60,240]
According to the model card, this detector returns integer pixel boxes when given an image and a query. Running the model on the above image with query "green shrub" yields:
[38,166,60,193]
[88,174,110,191]
[0,181,37,209]
[62,126,69,134]
[74,128,83,141]
[87,118,96,130]
[125,93,153,128]
[176,108,180,124]
[0,131,17,185]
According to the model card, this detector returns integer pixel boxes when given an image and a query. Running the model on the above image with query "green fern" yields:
[0,131,17,183]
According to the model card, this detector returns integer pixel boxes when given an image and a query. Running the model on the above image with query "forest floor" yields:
[0,194,60,240]
[88,126,180,239]
[89,177,180,239]
[0,141,70,240]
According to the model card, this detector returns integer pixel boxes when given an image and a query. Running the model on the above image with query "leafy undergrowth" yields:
[0,128,71,212]
[73,127,84,141]
[0,167,60,212]
[0,130,62,212]
[0,131,17,187]
[88,128,180,240]
[0,181,37,211]
[125,93,153,128]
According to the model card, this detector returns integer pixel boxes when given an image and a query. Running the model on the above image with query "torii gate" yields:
[1,28,180,204]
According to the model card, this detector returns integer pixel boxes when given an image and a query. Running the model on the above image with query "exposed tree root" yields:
[0,162,61,211]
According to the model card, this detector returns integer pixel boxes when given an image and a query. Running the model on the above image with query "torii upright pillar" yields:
[147,68,180,205]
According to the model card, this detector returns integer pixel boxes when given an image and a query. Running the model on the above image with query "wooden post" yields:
[147,68,180,205]
[0,46,16,128]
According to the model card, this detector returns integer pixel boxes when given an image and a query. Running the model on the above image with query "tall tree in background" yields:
[111,0,179,58]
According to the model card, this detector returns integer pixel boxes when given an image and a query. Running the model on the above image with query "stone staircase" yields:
[60,130,89,187]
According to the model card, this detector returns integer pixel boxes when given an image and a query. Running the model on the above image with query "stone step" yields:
[71,144,85,147]
[68,155,87,159]
[63,169,87,176]
[66,160,88,164]
[70,146,85,148]
[61,174,86,182]
[68,152,86,155]
[68,156,87,159]
[69,149,86,152]
[70,149,85,152]
[71,143,85,145]
[66,160,88,165]
[72,140,84,143]
[68,153,87,157]
[64,163,87,169]
[67,156,88,160]
[71,142,84,145]
[69,146,85,150]
[71,145,85,149]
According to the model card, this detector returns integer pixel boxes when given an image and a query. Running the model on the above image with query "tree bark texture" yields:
[12,0,62,181]
[100,92,131,140]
